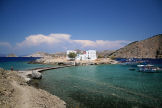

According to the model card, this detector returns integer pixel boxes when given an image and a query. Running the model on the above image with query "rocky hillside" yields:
[97,50,115,58]
[26,52,66,58]
[26,52,51,57]
[110,34,162,58]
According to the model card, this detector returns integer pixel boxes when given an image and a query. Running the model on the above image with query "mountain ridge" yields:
[110,34,162,58]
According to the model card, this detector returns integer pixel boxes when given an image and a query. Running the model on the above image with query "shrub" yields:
[68,52,77,60]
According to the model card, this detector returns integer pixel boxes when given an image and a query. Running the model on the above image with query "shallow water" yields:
[35,64,162,108]
[0,57,54,70]
[0,61,55,70]
[1,57,162,108]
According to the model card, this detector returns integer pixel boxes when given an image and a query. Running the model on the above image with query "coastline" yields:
[30,57,119,65]
[0,68,66,108]
[0,57,118,108]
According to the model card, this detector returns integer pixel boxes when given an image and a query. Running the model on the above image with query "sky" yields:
[0,0,162,56]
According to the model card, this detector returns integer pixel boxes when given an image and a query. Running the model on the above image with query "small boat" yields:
[137,64,162,73]
[121,58,145,66]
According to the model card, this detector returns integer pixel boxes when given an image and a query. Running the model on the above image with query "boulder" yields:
[32,70,42,79]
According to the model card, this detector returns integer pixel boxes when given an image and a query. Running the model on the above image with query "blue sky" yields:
[0,0,162,55]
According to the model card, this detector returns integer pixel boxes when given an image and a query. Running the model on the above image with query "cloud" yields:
[73,40,96,47]
[96,40,130,49]
[0,33,131,55]
[73,40,131,49]
[16,33,131,51]
[16,33,71,47]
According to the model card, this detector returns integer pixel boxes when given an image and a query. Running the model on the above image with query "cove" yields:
[32,64,162,108]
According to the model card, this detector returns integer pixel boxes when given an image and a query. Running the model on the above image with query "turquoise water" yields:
[0,57,55,70]
[1,57,162,108]
[34,64,162,108]
[0,61,54,70]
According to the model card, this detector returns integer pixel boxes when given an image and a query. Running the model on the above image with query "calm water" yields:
[34,64,162,108]
[0,57,53,70]
[1,57,162,108]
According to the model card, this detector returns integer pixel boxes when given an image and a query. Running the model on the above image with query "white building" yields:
[86,50,97,60]
[67,50,97,60]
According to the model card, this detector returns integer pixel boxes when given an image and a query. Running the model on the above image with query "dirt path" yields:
[11,81,66,108]
[11,81,32,108]
[0,69,66,108]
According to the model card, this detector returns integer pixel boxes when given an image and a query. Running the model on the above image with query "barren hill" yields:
[110,34,162,58]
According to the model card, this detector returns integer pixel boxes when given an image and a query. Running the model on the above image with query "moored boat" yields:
[137,64,162,73]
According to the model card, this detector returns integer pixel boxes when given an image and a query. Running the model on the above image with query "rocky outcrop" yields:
[26,52,66,58]
[26,52,52,57]
[110,34,162,58]
[31,70,42,79]
[32,57,118,65]
[7,53,17,57]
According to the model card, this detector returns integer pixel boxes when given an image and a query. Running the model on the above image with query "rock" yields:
[32,70,42,79]
[7,53,17,57]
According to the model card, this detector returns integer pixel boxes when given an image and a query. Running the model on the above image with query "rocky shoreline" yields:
[30,57,118,65]
[0,68,66,108]
[0,57,118,107]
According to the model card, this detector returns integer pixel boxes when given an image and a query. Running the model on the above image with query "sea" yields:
[0,57,54,70]
[1,57,162,108]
